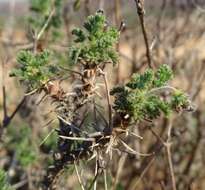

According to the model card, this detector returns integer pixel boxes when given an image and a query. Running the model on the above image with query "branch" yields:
[36,9,55,41]
[100,70,112,130]
[112,154,127,190]
[0,57,27,139]
[3,96,26,127]
[134,0,152,68]
[164,120,177,190]
[1,57,8,120]
[74,161,85,190]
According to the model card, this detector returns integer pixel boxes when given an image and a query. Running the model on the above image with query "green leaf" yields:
[171,90,190,111]
[111,65,192,123]
[68,12,119,65]
[126,69,154,90]
[10,50,57,90]
[153,64,173,87]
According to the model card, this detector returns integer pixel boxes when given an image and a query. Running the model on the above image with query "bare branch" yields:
[134,0,152,68]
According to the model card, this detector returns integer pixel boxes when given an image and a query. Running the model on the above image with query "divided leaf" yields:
[111,64,192,122]
[10,50,58,90]
[69,12,119,65]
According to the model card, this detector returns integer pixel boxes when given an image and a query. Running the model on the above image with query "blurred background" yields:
[0,0,205,189]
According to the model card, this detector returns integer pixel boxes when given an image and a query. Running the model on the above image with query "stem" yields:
[114,0,122,83]
[88,163,101,190]
[133,156,156,189]
[36,9,55,41]
[103,169,108,190]
[33,8,55,53]
[165,120,177,190]
[2,58,7,119]
[166,142,176,190]
[101,71,112,129]
[112,154,127,190]
[74,161,85,190]
[94,157,98,190]
[134,0,152,68]
[3,97,26,127]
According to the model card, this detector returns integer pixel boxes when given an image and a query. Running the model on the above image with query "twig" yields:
[119,139,152,156]
[59,135,95,142]
[74,161,85,190]
[1,96,26,131]
[114,128,143,140]
[100,70,112,129]
[133,156,156,189]
[0,58,26,139]
[114,0,122,83]
[103,169,108,190]
[24,88,39,96]
[149,86,177,94]
[165,120,177,190]
[33,8,55,53]
[1,57,8,119]
[148,126,165,145]
[94,157,98,190]
[39,128,56,147]
[5,97,26,125]
[88,164,101,190]
[36,9,55,41]
[112,154,127,190]
[59,66,83,76]
[149,121,177,190]
[134,0,152,68]
[129,131,143,140]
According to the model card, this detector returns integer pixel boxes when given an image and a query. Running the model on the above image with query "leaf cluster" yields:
[10,50,58,90]
[111,65,191,121]
[69,11,119,65]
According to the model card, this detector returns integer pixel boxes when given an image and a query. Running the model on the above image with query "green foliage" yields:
[153,64,173,87]
[0,169,13,190]
[126,69,154,90]
[7,125,37,168]
[69,12,119,65]
[126,64,173,89]
[171,90,191,111]
[110,86,131,113]
[29,0,63,40]
[111,65,191,122]
[10,50,58,90]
